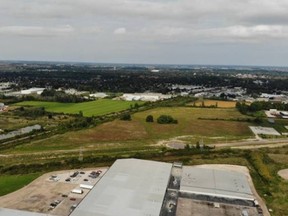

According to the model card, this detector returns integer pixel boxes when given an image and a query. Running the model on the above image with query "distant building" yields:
[64,89,88,95]
[121,93,172,102]
[260,93,284,99]
[280,111,288,119]
[21,88,45,95]
[0,103,7,112]
[150,69,160,73]
[89,92,108,98]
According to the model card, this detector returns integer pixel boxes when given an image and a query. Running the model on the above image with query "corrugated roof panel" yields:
[180,167,254,200]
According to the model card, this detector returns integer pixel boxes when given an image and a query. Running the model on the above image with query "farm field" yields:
[6,107,254,153]
[15,99,141,117]
[192,99,237,108]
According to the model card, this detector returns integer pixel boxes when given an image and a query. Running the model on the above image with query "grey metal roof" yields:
[70,159,172,216]
[0,124,41,141]
[180,166,254,200]
[0,208,49,216]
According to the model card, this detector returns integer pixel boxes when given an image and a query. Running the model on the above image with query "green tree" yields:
[157,115,178,124]
[146,115,154,122]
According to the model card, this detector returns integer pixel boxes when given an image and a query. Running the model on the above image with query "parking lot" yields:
[48,168,105,185]
[0,168,108,216]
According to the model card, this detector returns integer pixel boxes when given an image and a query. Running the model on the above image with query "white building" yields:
[20,88,45,95]
[0,103,7,112]
[150,69,160,73]
[121,93,172,102]
[89,92,108,98]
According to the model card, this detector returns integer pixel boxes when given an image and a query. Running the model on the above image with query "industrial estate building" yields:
[0,159,265,216]
[71,159,172,216]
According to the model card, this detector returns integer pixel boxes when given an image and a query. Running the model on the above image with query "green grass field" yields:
[15,99,141,117]
[0,173,41,196]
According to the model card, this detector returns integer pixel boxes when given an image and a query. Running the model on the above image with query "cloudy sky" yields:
[1,0,288,66]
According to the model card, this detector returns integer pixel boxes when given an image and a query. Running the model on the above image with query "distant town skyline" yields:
[1,0,288,66]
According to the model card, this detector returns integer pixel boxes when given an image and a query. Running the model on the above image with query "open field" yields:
[191,100,237,108]
[3,107,254,154]
[15,99,141,117]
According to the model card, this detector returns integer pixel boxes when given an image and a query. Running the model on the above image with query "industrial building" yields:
[20,87,45,95]
[0,159,265,216]
[70,159,172,216]
[120,93,172,102]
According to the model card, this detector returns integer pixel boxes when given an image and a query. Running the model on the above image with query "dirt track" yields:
[166,137,288,150]
[278,169,288,180]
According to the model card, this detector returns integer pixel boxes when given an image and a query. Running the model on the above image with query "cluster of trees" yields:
[120,113,131,121]
[41,89,89,103]
[157,115,178,124]
[14,106,47,118]
[236,101,288,114]
[146,114,178,124]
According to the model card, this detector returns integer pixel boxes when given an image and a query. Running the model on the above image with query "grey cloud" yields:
[1,0,288,65]
[0,25,74,37]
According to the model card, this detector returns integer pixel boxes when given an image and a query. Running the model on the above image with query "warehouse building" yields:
[70,159,172,216]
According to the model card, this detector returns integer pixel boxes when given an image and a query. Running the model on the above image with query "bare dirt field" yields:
[0,167,107,215]
[278,169,288,180]
[193,100,236,108]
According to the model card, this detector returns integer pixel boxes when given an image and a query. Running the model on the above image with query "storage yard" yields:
[0,168,107,216]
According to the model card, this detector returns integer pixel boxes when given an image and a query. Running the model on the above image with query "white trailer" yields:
[80,184,93,190]
[71,189,83,194]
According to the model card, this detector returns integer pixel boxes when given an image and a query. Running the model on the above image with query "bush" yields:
[146,115,154,122]
[157,115,178,124]
[120,113,131,121]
